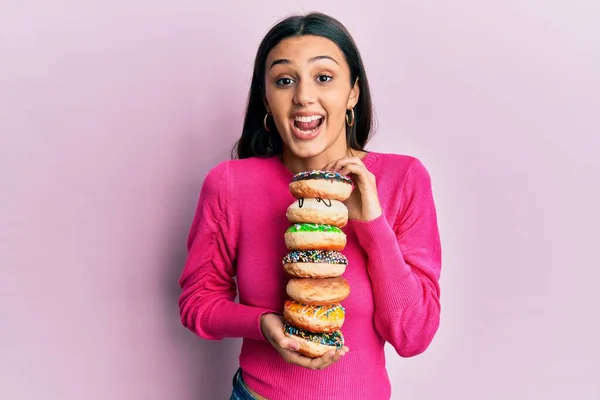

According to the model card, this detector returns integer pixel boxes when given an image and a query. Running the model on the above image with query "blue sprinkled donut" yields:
[283,322,345,358]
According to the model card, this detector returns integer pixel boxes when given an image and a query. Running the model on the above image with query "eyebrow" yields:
[269,55,339,70]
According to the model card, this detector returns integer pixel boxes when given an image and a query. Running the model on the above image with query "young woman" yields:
[178,12,442,400]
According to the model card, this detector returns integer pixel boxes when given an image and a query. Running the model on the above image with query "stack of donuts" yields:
[281,170,354,358]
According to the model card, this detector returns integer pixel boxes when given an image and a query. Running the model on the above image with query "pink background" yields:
[1,1,599,399]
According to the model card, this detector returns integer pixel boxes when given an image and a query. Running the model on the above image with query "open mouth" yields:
[293,115,324,135]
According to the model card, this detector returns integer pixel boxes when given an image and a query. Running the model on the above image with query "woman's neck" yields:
[281,147,366,175]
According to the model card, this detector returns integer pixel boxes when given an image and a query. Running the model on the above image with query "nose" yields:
[293,79,316,106]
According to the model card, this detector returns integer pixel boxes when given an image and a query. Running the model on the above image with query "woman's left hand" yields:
[323,156,382,221]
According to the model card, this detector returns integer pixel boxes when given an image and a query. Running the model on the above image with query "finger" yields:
[322,161,337,171]
[286,347,337,370]
[338,163,370,182]
[308,350,337,370]
[281,348,325,369]
[276,336,300,351]
[322,156,357,172]
[323,160,344,172]
[339,165,353,176]
[313,347,349,370]
[316,351,341,370]
[327,161,341,173]
[267,322,301,352]
[284,346,349,370]
[323,158,349,171]
[347,156,364,166]
[338,156,364,168]
[332,157,366,172]
[332,160,356,174]
[325,347,349,365]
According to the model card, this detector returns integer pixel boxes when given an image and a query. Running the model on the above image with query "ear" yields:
[347,77,360,109]
[263,98,270,114]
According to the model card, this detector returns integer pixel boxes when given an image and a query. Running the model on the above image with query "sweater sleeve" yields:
[350,158,442,357]
[178,162,277,342]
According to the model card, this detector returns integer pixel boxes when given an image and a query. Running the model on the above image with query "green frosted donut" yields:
[286,223,343,234]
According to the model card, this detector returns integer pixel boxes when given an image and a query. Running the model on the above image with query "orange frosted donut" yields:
[283,299,345,333]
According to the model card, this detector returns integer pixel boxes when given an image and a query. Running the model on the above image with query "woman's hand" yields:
[323,156,382,221]
[260,313,349,370]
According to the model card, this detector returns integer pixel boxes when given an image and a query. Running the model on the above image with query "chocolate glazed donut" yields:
[289,171,353,202]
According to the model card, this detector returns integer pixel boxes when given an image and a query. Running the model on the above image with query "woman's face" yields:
[264,35,359,161]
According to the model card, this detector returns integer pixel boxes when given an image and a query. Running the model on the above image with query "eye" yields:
[317,75,333,83]
[276,77,295,86]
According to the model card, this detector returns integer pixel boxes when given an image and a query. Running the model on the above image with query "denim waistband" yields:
[230,368,257,400]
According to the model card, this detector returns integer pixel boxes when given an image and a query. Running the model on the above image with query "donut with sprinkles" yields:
[284,223,347,251]
[283,299,345,333]
[289,170,353,201]
[283,322,345,358]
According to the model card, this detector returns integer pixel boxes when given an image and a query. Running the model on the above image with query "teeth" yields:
[299,127,318,134]
[293,115,323,123]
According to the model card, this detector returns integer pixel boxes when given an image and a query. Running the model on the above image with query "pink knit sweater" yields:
[178,152,442,400]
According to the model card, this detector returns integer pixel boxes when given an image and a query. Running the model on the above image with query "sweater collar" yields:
[268,151,379,182]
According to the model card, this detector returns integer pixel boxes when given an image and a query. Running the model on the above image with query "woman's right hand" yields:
[260,313,349,370]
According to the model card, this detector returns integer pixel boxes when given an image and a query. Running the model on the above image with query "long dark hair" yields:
[232,12,375,159]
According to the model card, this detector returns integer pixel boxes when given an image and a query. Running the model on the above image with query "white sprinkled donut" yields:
[282,250,348,278]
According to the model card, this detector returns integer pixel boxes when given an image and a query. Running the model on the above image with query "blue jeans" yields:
[230,368,258,400]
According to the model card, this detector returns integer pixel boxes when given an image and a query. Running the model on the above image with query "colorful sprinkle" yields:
[285,299,346,320]
[283,322,345,348]
[282,250,348,265]
[286,223,343,234]
[291,170,352,185]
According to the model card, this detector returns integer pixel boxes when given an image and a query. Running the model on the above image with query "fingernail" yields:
[290,342,299,350]
[329,351,335,357]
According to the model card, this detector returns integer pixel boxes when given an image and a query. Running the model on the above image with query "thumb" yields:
[279,337,300,351]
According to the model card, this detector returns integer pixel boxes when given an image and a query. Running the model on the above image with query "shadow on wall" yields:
[164,229,240,399]
[162,123,243,399]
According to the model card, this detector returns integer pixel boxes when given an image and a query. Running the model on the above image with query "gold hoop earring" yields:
[264,113,271,132]
[346,108,355,127]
